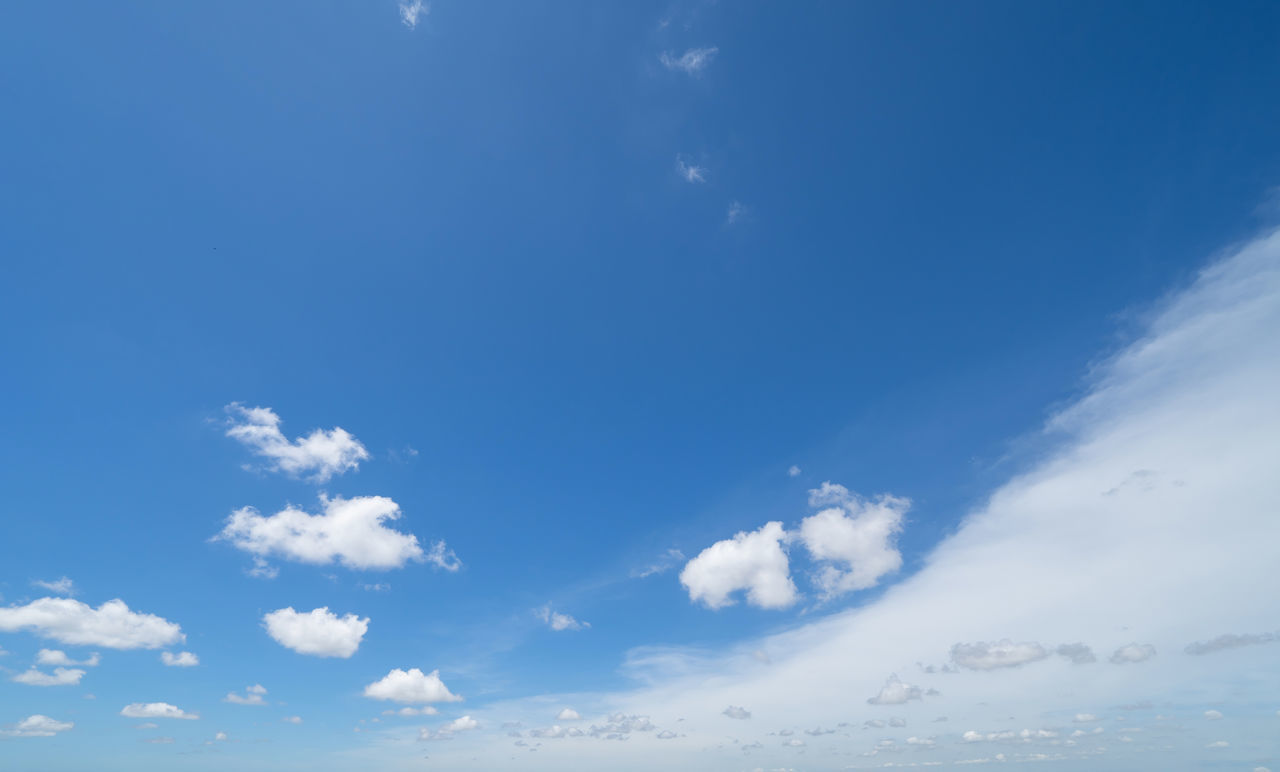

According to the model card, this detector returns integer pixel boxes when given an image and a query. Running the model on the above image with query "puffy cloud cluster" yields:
[224,684,267,706]
[262,607,368,658]
[12,667,85,686]
[160,651,198,667]
[363,668,462,704]
[120,703,198,720]
[35,649,99,667]
[0,598,183,650]
[867,674,924,705]
[224,403,369,482]
[1109,643,1157,664]
[2,715,74,737]
[951,640,1050,670]
[680,485,906,609]
[216,495,424,571]
[418,715,479,741]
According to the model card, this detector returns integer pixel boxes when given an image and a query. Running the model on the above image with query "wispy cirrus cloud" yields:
[659,47,718,75]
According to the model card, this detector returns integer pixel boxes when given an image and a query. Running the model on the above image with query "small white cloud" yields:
[12,667,85,687]
[2,715,74,737]
[213,731,227,741]
[31,577,75,595]
[798,486,907,599]
[676,156,707,183]
[0,597,184,650]
[1206,740,1229,748]
[1073,713,1099,723]
[283,715,302,724]
[363,668,462,704]
[36,649,99,667]
[263,607,368,658]
[384,706,439,716]
[951,640,1049,670]
[160,651,198,667]
[135,723,158,730]
[217,495,424,571]
[224,403,369,482]
[556,708,581,721]
[426,540,462,572]
[224,685,267,706]
[722,705,751,720]
[680,521,797,609]
[1055,642,1097,664]
[867,674,924,705]
[659,47,718,75]
[1109,643,1157,664]
[120,703,198,720]
[536,605,588,632]
[1204,709,1223,720]
[787,465,801,477]
[399,0,427,29]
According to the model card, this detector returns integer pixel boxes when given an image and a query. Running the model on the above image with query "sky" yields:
[1,2,1279,770]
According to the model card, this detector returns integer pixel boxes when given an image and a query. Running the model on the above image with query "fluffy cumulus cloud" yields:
[950,640,1050,670]
[2,715,74,737]
[120,703,198,720]
[722,705,751,719]
[659,47,718,75]
[536,605,588,632]
[35,649,99,667]
[556,708,581,721]
[12,667,85,686]
[363,668,462,704]
[216,495,424,571]
[867,674,925,705]
[224,403,369,482]
[1109,643,1157,664]
[262,607,369,658]
[419,715,479,741]
[680,521,797,609]
[0,598,183,649]
[224,684,267,706]
[798,485,907,599]
[160,651,198,667]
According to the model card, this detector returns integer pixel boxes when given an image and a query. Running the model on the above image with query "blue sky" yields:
[2,2,1279,769]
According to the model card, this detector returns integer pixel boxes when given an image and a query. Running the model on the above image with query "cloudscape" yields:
[1,3,1278,770]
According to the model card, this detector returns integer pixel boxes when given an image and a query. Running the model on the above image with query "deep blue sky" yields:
[2,2,1279,768]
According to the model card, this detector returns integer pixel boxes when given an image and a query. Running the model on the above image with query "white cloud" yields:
[2,715,73,737]
[426,540,462,572]
[363,668,462,704]
[12,667,85,686]
[0,598,183,649]
[135,723,158,729]
[224,684,268,706]
[283,715,302,724]
[1205,709,1223,720]
[798,487,907,599]
[659,47,718,75]
[1184,631,1277,655]
[726,201,747,225]
[399,0,427,29]
[120,703,198,720]
[1207,740,1229,748]
[722,705,751,719]
[676,156,706,184]
[418,715,478,741]
[633,548,686,578]
[36,649,99,667]
[1055,642,1097,664]
[950,640,1049,670]
[556,708,581,721]
[216,495,424,571]
[262,607,369,658]
[31,577,74,595]
[224,403,369,482]
[867,674,924,705]
[536,605,588,632]
[1073,713,1099,723]
[213,731,227,741]
[787,465,801,477]
[160,651,198,667]
[1109,643,1157,664]
[680,521,797,609]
